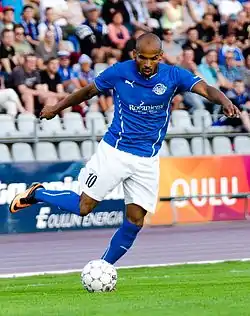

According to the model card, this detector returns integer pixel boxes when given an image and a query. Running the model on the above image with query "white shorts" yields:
[78,140,160,213]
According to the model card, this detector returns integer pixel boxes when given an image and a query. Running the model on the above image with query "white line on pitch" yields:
[0,258,250,279]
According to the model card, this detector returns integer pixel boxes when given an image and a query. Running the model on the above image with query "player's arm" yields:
[192,80,240,117]
[40,82,99,119]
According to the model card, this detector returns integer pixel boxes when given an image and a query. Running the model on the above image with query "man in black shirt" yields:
[10,53,58,115]
[0,29,18,74]
[195,13,220,50]
[40,57,68,102]
[182,27,204,65]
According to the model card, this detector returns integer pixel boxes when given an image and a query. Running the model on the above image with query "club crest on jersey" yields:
[152,83,167,95]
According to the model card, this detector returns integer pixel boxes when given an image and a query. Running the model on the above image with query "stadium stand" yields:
[0,0,249,161]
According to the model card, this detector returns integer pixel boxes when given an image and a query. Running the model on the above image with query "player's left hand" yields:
[222,102,241,118]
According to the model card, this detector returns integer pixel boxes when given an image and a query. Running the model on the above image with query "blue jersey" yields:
[94,60,202,157]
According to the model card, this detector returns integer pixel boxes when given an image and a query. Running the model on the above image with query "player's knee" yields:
[79,193,98,216]
[126,204,147,226]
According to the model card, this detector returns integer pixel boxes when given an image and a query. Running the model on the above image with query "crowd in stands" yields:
[0,0,249,132]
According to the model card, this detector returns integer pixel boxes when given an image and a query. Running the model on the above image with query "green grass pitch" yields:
[1,262,250,316]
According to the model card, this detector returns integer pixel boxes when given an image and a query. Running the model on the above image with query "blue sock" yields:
[101,218,142,264]
[34,189,80,216]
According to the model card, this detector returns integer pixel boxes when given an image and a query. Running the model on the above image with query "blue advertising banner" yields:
[0,162,125,234]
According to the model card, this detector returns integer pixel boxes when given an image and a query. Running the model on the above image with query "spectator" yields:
[1,0,23,23]
[0,6,15,34]
[108,11,130,50]
[121,29,145,61]
[218,0,243,21]
[243,2,250,22]
[182,27,204,65]
[180,47,201,76]
[207,2,221,25]
[40,57,68,102]
[180,48,207,112]
[76,4,120,63]
[198,50,232,89]
[218,33,245,66]
[157,0,185,36]
[219,51,243,84]
[65,0,85,27]
[9,53,53,115]
[195,13,220,50]
[0,29,18,75]
[74,53,113,112]
[219,14,238,39]
[162,28,183,65]
[35,29,58,69]
[73,54,95,88]
[0,87,26,116]
[57,50,81,93]
[38,7,63,45]
[124,0,153,33]
[241,54,250,92]
[101,0,130,26]
[21,5,39,47]
[225,80,250,131]
[186,0,208,24]
[39,0,69,25]
[24,1,41,20]
[13,24,34,55]
[236,10,250,48]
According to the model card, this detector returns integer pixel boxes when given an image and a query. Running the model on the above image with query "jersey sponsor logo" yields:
[129,103,164,114]
[125,80,135,88]
[152,83,167,95]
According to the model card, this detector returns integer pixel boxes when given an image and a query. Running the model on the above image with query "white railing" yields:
[159,192,250,225]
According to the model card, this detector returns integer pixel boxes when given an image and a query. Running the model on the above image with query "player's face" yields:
[133,49,162,78]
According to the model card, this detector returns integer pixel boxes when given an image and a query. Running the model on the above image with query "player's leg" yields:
[101,203,146,264]
[9,141,129,216]
[101,154,160,264]
[9,181,99,216]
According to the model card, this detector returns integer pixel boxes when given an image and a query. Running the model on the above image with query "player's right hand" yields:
[40,105,57,120]
[222,102,241,118]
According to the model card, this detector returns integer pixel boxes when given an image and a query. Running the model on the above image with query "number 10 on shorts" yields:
[85,173,97,188]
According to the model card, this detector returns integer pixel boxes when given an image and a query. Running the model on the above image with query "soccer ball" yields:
[81,259,117,292]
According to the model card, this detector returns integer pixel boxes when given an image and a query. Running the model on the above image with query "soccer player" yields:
[9,33,239,265]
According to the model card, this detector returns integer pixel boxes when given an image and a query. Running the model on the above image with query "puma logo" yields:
[125,80,135,88]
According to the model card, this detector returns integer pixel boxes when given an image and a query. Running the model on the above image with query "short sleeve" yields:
[12,69,24,86]
[55,73,62,85]
[176,67,203,93]
[94,64,118,92]
[35,71,41,85]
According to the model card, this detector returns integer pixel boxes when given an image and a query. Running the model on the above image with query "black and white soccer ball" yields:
[81,259,117,292]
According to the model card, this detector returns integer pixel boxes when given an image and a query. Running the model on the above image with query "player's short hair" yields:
[135,32,162,52]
